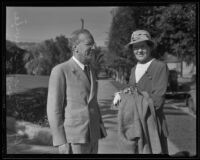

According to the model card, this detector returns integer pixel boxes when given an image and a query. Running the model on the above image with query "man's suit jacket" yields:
[47,57,106,146]
[128,59,169,138]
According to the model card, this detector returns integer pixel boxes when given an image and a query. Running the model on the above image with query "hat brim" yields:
[125,39,155,49]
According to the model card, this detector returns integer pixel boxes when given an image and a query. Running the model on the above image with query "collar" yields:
[72,56,85,70]
[137,58,155,66]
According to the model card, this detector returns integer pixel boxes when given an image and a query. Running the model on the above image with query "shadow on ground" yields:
[99,99,118,116]
[164,110,189,116]
[165,99,186,104]
[163,103,189,116]
[98,99,118,131]
[7,143,32,154]
[165,93,190,100]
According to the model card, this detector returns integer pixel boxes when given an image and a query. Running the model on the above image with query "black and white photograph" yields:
[3,1,198,158]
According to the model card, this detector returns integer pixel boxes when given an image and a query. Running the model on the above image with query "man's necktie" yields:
[84,65,90,82]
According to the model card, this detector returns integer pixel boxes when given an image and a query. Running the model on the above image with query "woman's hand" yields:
[112,86,135,107]
[113,92,122,106]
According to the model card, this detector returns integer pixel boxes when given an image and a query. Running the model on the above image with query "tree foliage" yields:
[107,4,196,82]
[24,35,72,75]
[136,4,196,63]
[6,40,27,74]
[7,34,105,76]
[108,7,137,58]
[107,7,139,82]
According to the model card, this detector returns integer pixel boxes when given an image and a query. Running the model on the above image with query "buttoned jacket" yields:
[47,57,106,146]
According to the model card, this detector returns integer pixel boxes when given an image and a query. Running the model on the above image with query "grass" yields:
[6,74,50,127]
[6,74,49,95]
[6,74,53,153]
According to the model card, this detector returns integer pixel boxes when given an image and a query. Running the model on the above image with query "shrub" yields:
[6,87,49,127]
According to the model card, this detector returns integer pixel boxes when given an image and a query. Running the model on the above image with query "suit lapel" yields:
[69,58,96,104]
[69,58,90,89]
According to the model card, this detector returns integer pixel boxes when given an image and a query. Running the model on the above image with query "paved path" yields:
[164,100,196,156]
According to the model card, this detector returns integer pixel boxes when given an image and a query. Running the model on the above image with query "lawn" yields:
[6,74,50,127]
[6,74,49,95]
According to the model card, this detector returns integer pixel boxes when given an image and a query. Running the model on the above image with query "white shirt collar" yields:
[72,56,85,70]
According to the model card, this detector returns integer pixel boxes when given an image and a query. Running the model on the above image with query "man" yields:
[47,29,107,154]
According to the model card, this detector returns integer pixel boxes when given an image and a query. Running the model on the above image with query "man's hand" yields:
[58,143,70,154]
[113,92,121,106]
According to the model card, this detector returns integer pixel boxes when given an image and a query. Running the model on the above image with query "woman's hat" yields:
[126,30,155,48]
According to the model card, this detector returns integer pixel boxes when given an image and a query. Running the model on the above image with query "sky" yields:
[6,7,115,46]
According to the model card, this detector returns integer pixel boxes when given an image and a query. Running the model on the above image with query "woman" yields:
[113,30,169,154]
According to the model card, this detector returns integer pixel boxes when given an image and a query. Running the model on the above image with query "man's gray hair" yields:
[69,29,92,52]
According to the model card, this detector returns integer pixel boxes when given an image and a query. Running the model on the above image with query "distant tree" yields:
[6,40,26,74]
[24,35,72,75]
[55,35,72,63]
[108,7,139,82]
[24,42,54,75]
[108,7,137,57]
[24,34,105,76]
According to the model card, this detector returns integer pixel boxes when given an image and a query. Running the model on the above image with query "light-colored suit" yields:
[47,57,106,147]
